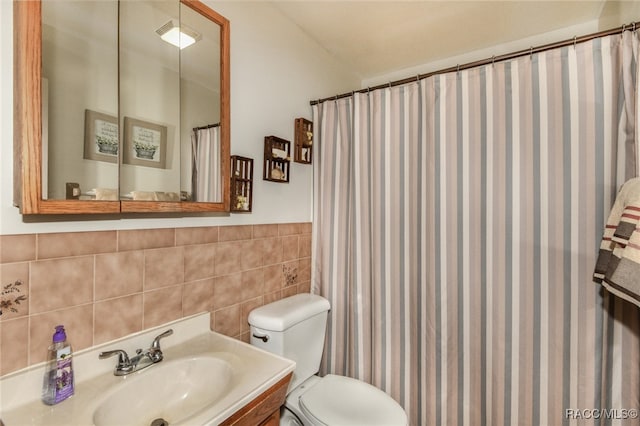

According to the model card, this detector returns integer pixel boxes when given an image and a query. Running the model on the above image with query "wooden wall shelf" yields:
[230,155,253,212]
[263,136,290,183]
[294,118,313,164]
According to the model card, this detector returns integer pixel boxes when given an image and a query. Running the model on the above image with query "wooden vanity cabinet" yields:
[221,373,291,426]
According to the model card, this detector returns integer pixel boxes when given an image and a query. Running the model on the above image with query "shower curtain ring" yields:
[573,36,577,48]
[621,24,626,37]
[491,55,495,67]
[530,46,533,59]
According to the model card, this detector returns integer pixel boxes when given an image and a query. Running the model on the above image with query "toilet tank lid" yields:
[248,293,330,332]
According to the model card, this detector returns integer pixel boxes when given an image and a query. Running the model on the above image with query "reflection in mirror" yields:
[180,3,222,202]
[119,0,222,203]
[41,1,119,200]
[119,1,181,202]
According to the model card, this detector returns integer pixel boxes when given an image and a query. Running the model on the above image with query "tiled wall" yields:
[0,222,312,376]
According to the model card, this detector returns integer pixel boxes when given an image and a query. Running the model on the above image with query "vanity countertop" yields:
[0,313,295,426]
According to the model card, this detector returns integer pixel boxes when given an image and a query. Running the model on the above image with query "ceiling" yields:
[272,0,639,81]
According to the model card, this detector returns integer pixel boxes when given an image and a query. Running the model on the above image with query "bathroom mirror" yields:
[13,0,230,214]
[119,1,224,205]
[119,0,182,203]
[180,3,223,203]
[42,0,119,202]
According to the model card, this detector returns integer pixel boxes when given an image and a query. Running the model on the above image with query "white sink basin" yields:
[93,356,233,426]
[0,313,295,426]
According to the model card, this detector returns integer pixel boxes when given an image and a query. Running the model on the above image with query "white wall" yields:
[4,1,623,236]
[362,19,601,88]
[0,0,360,235]
[598,1,640,30]
[361,7,639,89]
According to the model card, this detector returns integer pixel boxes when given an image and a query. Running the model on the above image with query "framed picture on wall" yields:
[84,109,119,164]
[123,117,167,169]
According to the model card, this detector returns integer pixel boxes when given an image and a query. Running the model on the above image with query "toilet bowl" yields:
[248,293,407,426]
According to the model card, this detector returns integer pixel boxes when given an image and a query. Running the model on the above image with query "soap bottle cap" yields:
[52,325,66,343]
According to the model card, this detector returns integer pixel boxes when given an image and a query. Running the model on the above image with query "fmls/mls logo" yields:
[565,408,639,420]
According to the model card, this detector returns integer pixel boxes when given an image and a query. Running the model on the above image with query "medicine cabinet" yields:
[13,0,230,214]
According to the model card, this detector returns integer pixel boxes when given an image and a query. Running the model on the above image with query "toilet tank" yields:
[248,294,330,392]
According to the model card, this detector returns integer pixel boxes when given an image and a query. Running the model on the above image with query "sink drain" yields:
[150,418,169,426]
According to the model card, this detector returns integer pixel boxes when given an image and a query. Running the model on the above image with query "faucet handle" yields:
[99,349,132,374]
[148,329,173,363]
[151,329,173,350]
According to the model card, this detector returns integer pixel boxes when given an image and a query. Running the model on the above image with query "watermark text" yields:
[565,408,638,420]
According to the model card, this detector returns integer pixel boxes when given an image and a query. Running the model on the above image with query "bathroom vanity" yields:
[0,313,294,425]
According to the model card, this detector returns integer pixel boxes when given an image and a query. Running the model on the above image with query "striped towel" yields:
[593,177,640,307]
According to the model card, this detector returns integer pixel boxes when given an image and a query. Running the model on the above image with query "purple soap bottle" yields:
[41,325,74,405]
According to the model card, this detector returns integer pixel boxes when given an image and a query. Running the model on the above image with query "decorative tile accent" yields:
[0,262,29,320]
[0,222,311,376]
[283,261,299,286]
[0,279,28,319]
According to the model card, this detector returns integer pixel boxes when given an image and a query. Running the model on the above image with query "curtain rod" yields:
[310,21,638,106]
[192,123,220,131]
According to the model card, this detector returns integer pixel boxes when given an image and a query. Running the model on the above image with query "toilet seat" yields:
[298,374,407,426]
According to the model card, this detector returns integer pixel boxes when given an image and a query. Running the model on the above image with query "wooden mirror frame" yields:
[13,0,230,215]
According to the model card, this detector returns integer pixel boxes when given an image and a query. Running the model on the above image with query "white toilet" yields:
[248,293,408,426]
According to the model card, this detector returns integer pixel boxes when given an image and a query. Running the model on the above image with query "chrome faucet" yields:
[99,329,173,376]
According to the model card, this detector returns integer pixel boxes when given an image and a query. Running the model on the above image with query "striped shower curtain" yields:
[312,31,640,426]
